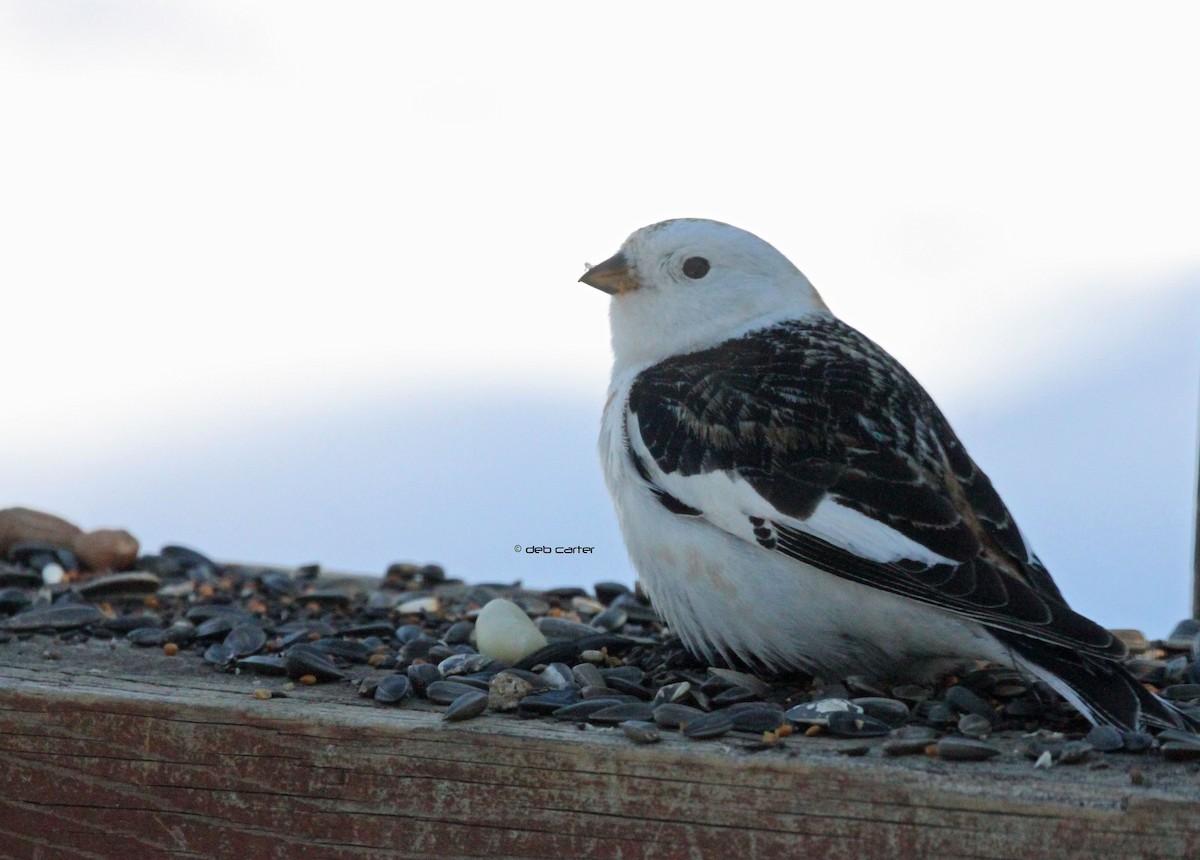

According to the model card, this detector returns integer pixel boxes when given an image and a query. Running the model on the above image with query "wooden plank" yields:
[1,635,1199,859]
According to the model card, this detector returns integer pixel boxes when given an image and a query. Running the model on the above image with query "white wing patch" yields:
[626,410,956,569]
[800,498,956,566]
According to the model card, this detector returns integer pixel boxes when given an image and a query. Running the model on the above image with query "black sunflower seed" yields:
[443,690,488,722]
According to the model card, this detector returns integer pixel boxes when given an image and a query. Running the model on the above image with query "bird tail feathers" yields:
[1005,635,1200,734]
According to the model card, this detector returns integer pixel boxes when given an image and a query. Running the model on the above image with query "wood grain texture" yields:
[1,636,1199,859]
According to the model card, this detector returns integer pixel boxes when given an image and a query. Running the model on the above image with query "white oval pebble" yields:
[396,596,439,614]
[41,563,65,586]
[474,598,548,665]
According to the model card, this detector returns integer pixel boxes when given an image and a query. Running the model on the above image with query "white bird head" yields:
[581,219,830,372]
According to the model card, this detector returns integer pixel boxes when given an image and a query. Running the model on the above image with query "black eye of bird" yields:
[682,256,710,279]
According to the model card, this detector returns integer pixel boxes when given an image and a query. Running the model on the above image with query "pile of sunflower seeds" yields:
[3,543,1200,766]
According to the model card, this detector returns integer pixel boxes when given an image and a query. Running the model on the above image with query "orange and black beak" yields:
[579,251,640,295]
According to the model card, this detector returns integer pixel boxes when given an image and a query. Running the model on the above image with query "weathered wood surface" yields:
[1,636,1199,860]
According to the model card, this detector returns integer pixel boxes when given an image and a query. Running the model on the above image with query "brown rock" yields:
[0,507,83,554]
[0,507,139,572]
[73,529,140,572]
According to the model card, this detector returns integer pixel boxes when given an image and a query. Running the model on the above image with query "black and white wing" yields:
[624,317,1200,731]
[625,316,1121,658]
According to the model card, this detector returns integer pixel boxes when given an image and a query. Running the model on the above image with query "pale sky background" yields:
[0,3,1197,635]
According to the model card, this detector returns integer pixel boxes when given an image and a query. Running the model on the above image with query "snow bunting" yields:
[582,218,1194,732]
